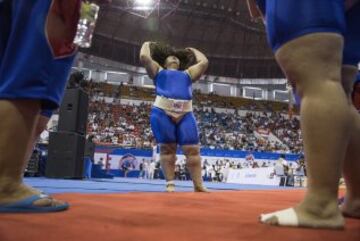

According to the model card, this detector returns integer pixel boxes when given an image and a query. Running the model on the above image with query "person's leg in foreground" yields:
[0,0,80,212]
[341,66,360,219]
[339,1,360,219]
[257,0,360,228]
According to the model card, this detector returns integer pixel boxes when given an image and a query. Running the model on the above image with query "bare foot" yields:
[194,185,209,192]
[0,183,66,208]
[260,201,344,229]
[166,183,175,193]
[340,197,360,219]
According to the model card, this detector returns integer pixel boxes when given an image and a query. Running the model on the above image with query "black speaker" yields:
[46,131,86,179]
[58,88,89,135]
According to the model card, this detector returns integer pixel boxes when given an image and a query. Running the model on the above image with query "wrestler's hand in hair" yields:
[185,48,209,81]
[140,42,162,79]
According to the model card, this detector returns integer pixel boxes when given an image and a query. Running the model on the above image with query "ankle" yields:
[0,177,23,195]
[300,194,340,218]
[193,180,204,188]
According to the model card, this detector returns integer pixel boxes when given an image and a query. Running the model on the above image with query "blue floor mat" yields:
[24,177,298,194]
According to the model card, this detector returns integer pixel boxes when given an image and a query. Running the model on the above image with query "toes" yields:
[51,199,67,207]
[267,216,280,225]
[260,214,279,225]
[33,198,66,208]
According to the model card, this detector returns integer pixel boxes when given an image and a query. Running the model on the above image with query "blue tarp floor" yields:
[24,177,298,194]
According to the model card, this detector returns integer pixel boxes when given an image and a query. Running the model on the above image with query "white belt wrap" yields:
[153,96,193,113]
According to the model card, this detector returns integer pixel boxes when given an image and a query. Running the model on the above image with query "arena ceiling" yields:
[81,0,284,79]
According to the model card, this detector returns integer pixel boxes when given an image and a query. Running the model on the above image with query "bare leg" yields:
[0,100,65,208]
[159,143,177,192]
[340,65,360,218]
[182,145,208,192]
[261,33,350,229]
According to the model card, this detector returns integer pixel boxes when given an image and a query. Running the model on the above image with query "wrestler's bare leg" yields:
[159,143,177,192]
[261,33,350,229]
[339,65,360,219]
[182,145,208,192]
[0,100,65,208]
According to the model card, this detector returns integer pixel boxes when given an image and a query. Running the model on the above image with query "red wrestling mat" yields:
[0,190,359,241]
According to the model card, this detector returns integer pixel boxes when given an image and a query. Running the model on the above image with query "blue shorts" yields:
[0,0,77,109]
[263,0,360,66]
[150,107,200,146]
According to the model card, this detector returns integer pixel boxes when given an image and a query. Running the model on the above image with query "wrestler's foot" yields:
[194,185,209,192]
[0,182,66,208]
[340,196,360,219]
[166,181,175,193]
[260,199,344,229]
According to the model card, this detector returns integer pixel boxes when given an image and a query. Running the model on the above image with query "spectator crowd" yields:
[86,99,303,153]
[43,79,304,154]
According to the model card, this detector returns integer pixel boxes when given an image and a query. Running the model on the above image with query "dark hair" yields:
[150,42,196,70]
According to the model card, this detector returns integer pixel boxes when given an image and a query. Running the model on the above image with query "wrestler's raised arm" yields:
[185,47,208,82]
[140,42,162,79]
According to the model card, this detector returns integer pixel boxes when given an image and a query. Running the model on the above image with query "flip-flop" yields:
[260,208,299,227]
[0,194,69,213]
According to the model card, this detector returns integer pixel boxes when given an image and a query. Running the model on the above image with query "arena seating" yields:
[84,81,303,153]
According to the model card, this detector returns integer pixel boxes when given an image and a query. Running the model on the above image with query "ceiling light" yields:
[135,0,153,5]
